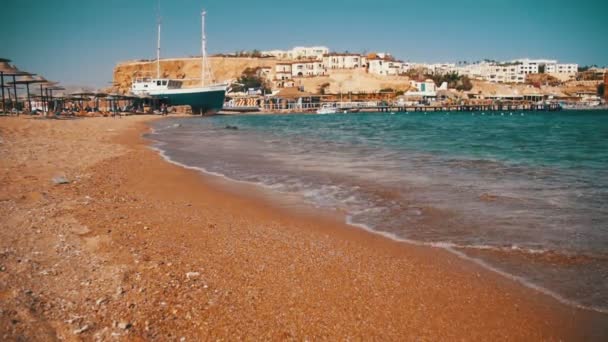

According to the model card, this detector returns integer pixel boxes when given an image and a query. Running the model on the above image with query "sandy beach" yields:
[1,115,606,340]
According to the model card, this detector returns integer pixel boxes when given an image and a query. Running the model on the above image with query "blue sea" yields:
[148,110,608,313]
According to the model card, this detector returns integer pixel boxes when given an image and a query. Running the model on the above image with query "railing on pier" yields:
[226,101,563,113]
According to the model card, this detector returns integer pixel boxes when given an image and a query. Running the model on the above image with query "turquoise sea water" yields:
[149,110,608,313]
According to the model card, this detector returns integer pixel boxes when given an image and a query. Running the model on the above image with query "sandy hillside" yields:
[113,57,413,94]
[297,69,413,94]
[113,57,282,93]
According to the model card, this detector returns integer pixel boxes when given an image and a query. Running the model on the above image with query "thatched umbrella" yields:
[7,74,45,113]
[0,60,32,112]
[1,84,22,109]
[46,85,65,113]
[0,58,12,113]
[70,88,95,111]
[93,91,108,111]
[38,78,58,113]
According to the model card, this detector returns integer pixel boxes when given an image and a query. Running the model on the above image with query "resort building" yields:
[545,63,578,74]
[322,53,367,69]
[275,63,292,80]
[262,46,329,60]
[424,63,457,75]
[487,65,526,83]
[517,60,540,74]
[514,58,578,75]
[291,60,327,77]
[291,46,330,60]
[368,58,404,76]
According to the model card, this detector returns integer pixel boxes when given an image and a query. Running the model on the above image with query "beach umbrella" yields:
[0,58,12,113]
[38,78,58,113]
[92,91,108,111]
[0,61,32,113]
[106,92,121,113]
[0,84,21,107]
[7,74,45,113]
[70,88,96,110]
[32,76,50,112]
[46,85,65,113]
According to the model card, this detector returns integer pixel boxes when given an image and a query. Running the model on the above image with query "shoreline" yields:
[147,117,606,315]
[1,115,607,339]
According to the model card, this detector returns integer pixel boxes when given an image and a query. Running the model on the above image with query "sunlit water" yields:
[148,110,608,313]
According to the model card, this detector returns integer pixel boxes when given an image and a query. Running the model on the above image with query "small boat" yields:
[131,9,226,114]
[317,104,338,114]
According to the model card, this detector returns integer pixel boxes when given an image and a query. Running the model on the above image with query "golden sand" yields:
[1,115,606,340]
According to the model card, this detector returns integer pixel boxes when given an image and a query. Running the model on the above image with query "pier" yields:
[227,101,564,113]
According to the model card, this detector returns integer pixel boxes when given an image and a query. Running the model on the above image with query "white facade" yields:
[291,61,326,77]
[368,59,403,76]
[514,58,577,75]
[517,60,540,74]
[514,58,558,66]
[487,65,526,83]
[262,46,329,60]
[291,46,329,60]
[546,63,578,74]
[323,54,367,69]
[424,63,457,75]
[453,62,526,83]
[405,79,437,97]
[275,63,292,80]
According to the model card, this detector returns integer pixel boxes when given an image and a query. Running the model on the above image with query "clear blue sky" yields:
[1,0,606,88]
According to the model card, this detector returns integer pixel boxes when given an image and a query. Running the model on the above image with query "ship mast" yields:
[156,1,161,78]
[201,9,206,86]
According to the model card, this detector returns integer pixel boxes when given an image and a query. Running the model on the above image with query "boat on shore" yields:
[132,78,226,114]
[131,9,226,114]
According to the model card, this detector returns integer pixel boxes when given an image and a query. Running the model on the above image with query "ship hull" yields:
[151,88,226,114]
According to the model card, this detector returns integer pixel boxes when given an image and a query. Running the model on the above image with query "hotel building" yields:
[322,53,367,69]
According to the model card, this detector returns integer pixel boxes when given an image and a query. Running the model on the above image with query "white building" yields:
[546,63,578,74]
[322,53,367,69]
[291,46,330,60]
[424,63,457,75]
[262,46,329,60]
[275,63,292,80]
[291,61,327,77]
[368,58,404,76]
[517,60,540,74]
[487,65,526,83]
[514,58,578,75]
[401,79,438,99]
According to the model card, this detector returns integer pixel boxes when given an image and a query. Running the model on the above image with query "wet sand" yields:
[0,115,606,340]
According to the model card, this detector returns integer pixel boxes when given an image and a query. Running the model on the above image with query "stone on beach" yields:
[52,176,70,185]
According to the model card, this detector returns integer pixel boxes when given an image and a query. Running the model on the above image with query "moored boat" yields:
[316,104,338,114]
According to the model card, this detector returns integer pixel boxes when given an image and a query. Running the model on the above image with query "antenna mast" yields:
[201,9,206,86]
[156,1,161,78]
